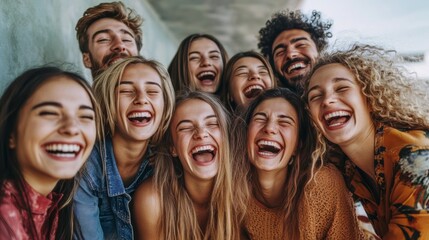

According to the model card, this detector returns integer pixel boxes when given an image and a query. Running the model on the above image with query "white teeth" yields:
[244,85,263,94]
[45,144,80,153]
[197,71,215,78]
[288,62,306,73]
[192,145,215,154]
[257,140,280,149]
[128,111,151,118]
[324,111,350,121]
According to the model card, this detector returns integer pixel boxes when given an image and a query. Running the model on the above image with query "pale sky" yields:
[301,0,429,54]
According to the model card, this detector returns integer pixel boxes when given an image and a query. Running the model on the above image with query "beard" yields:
[89,52,130,78]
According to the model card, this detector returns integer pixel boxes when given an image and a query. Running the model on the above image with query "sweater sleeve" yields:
[301,165,364,240]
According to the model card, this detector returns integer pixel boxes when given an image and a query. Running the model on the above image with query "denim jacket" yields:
[74,137,153,240]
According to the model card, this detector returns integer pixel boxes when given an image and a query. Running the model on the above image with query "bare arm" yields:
[133,178,163,240]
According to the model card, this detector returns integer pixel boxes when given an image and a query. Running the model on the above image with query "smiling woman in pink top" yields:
[0,66,101,240]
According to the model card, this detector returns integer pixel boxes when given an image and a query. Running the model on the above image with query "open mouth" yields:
[243,85,264,99]
[191,145,216,164]
[103,53,129,67]
[128,111,152,124]
[323,110,351,128]
[197,71,216,85]
[282,58,311,75]
[45,143,81,158]
[257,140,282,156]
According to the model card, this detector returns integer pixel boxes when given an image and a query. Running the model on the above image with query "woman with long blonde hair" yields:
[133,91,239,240]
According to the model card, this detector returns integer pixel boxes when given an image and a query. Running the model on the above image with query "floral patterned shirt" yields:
[344,124,429,239]
[0,180,62,240]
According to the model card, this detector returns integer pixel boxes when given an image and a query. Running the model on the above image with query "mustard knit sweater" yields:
[244,165,366,240]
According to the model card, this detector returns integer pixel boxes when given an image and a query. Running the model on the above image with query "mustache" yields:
[281,57,310,74]
[102,52,130,66]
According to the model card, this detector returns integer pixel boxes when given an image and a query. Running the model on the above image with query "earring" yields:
[288,156,295,165]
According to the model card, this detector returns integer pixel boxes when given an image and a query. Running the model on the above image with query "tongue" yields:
[130,117,150,123]
[200,79,214,86]
[193,152,213,163]
[245,88,263,98]
[329,116,348,126]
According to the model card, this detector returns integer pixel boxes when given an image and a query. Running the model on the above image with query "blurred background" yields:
[1,0,428,90]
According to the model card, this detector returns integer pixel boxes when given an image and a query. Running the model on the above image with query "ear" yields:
[82,53,92,68]
[9,134,16,149]
[170,146,178,157]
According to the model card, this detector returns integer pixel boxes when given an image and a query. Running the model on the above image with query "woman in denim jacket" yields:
[74,56,175,239]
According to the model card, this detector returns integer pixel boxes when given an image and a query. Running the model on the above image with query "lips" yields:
[323,110,351,128]
[190,144,216,165]
[44,142,82,159]
[281,57,311,75]
[197,71,216,86]
[127,111,152,125]
[257,139,282,157]
[102,52,129,67]
[243,85,264,99]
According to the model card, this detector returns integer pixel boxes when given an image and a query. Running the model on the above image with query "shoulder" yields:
[306,165,349,200]
[133,178,160,215]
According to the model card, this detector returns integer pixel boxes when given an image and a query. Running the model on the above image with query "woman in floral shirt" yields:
[304,44,429,239]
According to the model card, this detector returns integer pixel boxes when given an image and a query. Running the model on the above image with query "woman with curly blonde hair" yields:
[304,44,429,239]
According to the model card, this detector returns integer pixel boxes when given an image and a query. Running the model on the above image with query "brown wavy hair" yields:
[75,1,143,53]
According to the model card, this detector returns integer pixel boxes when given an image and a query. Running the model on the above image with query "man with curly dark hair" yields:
[258,10,332,92]
[75,1,143,77]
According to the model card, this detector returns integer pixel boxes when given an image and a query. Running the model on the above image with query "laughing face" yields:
[307,63,373,146]
[188,38,223,93]
[230,57,273,108]
[247,97,298,172]
[10,77,96,194]
[83,18,139,77]
[171,99,221,181]
[116,63,164,142]
[272,29,318,87]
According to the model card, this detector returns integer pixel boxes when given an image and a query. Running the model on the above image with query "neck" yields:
[112,134,149,185]
[255,168,288,208]
[340,123,376,180]
[184,175,214,231]
[22,174,57,197]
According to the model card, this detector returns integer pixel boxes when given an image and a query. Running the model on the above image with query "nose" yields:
[263,120,278,135]
[286,47,299,60]
[111,36,126,53]
[322,94,337,107]
[59,115,79,136]
[133,92,148,105]
[249,71,261,81]
[200,56,212,67]
[193,126,209,139]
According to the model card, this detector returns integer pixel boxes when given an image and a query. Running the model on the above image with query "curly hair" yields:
[303,44,429,167]
[75,1,143,53]
[258,10,332,67]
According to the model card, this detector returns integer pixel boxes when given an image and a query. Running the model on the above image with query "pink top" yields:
[0,180,62,240]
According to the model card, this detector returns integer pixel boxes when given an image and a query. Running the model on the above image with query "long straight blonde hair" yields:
[153,91,240,240]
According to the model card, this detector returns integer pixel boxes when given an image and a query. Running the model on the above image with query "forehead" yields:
[309,63,356,87]
[189,38,220,53]
[254,97,297,118]
[121,63,162,85]
[26,77,91,106]
[233,57,264,69]
[87,18,135,36]
[172,99,215,122]
[273,29,314,46]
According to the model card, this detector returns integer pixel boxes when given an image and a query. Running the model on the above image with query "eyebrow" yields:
[92,29,135,41]
[234,64,266,72]
[175,115,217,130]
[31,101,94,111]
[253,111,296,123]
[188,50,221,56]
[308,77,354,93]
[119,81,162,88]
[272,36,310,54]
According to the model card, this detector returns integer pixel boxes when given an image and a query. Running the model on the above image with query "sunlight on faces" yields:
[188,38,223,93]
[247,98,298,172]
[10,77,96,192]
[230,57,273,107]
[116,63,164,142]
[307,63,373,146]
[83,18,139,74]
[272,29,318,86]
[171,99,221,181]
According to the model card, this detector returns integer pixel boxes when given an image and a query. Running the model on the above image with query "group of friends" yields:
[1,1,429,240]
